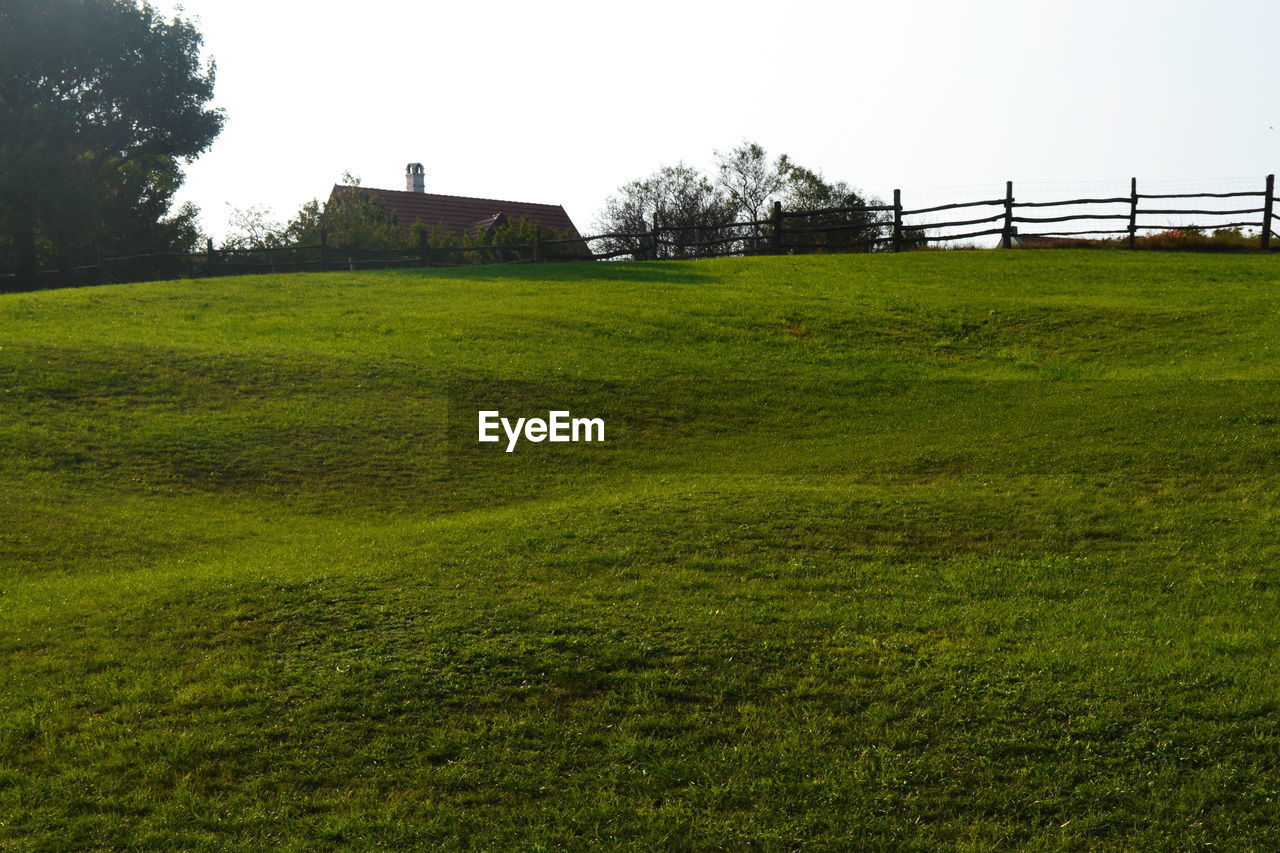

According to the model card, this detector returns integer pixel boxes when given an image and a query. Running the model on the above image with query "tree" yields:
[714,142,788,252]
[597,144,893,260]
[715,145,892,251]
[775,156,891,251]
[221,205,293,252]
[282,174,410,251]
[0,0,223,289]
[593,164,735,259]
[715,142,785,224]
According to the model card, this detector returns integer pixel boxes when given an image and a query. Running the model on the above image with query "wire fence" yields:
[4,174,1278,290]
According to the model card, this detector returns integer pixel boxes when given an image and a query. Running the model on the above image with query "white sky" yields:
[155,0,1280,241]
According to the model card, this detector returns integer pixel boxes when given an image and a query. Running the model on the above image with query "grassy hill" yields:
[2,251,1279,849]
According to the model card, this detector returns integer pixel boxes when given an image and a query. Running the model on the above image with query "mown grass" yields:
[1,251,1279,849]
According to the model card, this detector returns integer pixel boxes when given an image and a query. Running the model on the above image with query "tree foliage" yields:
[595,143,891,258]
[593,164,736,259]
[715,142,784,224]
[0,0,223,289]
[775,156,891,251]
[284,175,412,251]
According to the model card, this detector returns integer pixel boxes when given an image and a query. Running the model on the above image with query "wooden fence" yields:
[4,174,1278,289]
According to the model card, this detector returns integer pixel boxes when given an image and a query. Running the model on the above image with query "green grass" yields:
[2,251,1279,849]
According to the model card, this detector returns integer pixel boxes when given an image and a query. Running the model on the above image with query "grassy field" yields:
[2,251,1279,850]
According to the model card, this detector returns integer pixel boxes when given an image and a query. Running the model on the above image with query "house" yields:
[329,163,584,243]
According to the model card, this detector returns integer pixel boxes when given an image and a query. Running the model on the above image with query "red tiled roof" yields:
[330,185,581,238]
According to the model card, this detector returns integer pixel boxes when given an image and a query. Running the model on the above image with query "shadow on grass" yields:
[383,260,720,286]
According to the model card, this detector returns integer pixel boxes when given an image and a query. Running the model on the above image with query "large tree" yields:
[0,0,223,290]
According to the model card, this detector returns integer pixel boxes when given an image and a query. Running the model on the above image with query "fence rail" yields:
[4,174,1278,290]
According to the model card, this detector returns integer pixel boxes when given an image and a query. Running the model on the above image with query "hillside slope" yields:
[2,252,1279,849]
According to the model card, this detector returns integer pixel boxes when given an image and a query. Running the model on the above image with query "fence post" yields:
[206,237,217,277]
[418,229,429,267]
[771,201,783,254]
[650,214,660,260]
[319,229,329,271]
[892,189,903,253]
[1263,174,1274,252]
[1002,181,1014,249]
[533,225,542,263]
[1128,177,1138,250]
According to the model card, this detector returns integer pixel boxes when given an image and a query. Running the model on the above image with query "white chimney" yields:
[406,162,425,193]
